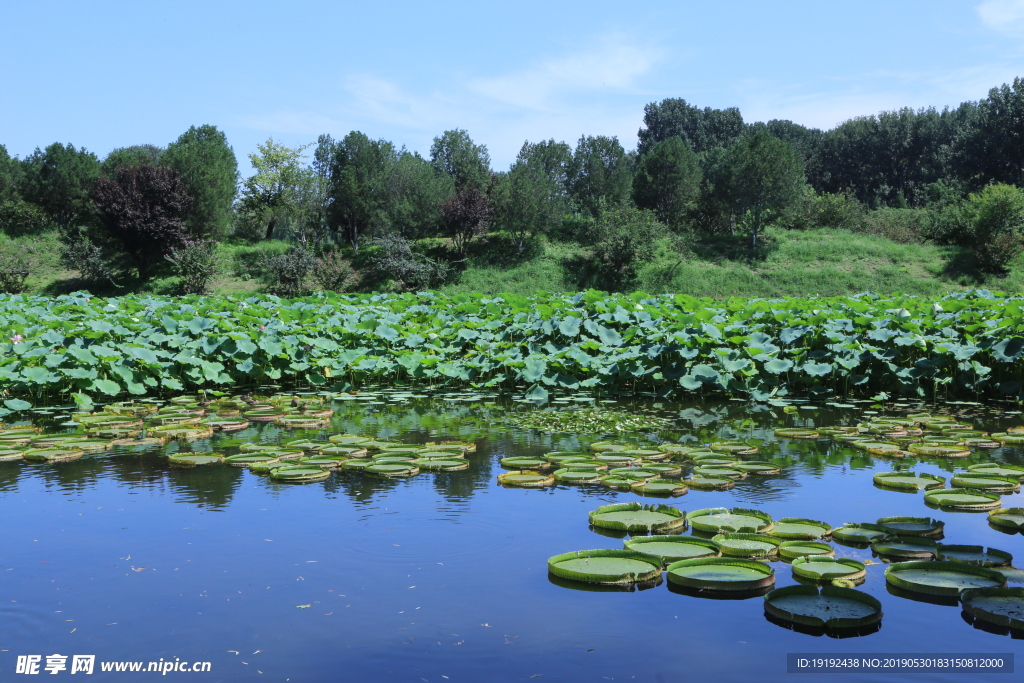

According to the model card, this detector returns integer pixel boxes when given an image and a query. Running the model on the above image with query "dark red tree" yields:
[441,182,492,259]
[92,164,191,279]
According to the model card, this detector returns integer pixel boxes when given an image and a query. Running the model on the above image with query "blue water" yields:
[1,396,1022,682]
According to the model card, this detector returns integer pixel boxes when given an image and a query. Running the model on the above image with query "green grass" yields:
[6,226,1024,299]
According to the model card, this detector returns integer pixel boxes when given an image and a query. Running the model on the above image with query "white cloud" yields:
[977,0,1024,33]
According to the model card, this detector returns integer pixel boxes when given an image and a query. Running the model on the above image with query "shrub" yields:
[259,245,318,297]
[311,250,359,292]
[965,183,1024,273]
[589,206,665,290]
[859,207,929,244]
[0,241,40,293]
[58,228,115,283]
[369,233,451,291]
[165,239,220,294]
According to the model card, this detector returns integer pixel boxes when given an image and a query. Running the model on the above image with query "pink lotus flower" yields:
[10,335,23,344]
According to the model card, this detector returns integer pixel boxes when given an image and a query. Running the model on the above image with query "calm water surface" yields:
[1,395,1022,682]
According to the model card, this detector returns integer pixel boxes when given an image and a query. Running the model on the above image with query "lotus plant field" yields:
[1,289,1024,415]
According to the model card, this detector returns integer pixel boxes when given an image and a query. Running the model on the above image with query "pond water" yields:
[1,393,1023,682]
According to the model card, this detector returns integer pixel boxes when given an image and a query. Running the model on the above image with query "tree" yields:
[0,144,22,204]
[442,182,492,258]
[717,131,805,248]
[322,131,396,251]
[566,135,632,217]
[589,205,665,290]
[517,139,573,196]
[239,138,312,241]
[631,136,701,230]
[964,183,1024,273]
[19,142,100,228]
[92,164,191,279]
[384,150,453,239]
[102,145,164,175]
[493,152,565,252]
[638,98,745,155]
[430,129,491,190]
[163,125,238,238]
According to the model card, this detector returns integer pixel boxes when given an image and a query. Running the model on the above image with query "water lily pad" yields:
[548,549,662,585]
[875,516,944,537]
[778,541,835,561]
[908,444,971,458]
[623,535,719,564]
[791,557,866,582]
[773,428,819,439]
[885,560,1005,596]
[22,448,84,463]
[871,536,939,560]
[873,471,946,491]
[589,502,686,533]
[168,453,224,467]
[693,465,746,479]
[666,557,775,592]
[712,533,783,559]
[500,457,551,471]
[689,507,773,534]
[732,461,782,475]
[554,468,606,484]
[413,458,469,471]
[224,453,280,467]
[270,466,331,483]
[960,587,1024,630]
[769,518,832,540]
[709,442,758,455]
[764,585,881,628]
[365,462,420,477]
[991,432,1024,445]
[685,475,735,491]
[951,473,1020,493]
[629,479,688,496]
[0,448,24,461]
[968,463,1024,481]
[643,463,683,476]
[988,508,1024,531]
[497,471,554,488]
[328,434,371,445]
[937,544,1013,567]
[924,488,1002,510]
[831,523,890,544]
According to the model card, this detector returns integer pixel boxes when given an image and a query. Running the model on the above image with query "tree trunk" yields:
[264,216,276,241]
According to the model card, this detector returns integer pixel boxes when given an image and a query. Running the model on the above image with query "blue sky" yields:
[3,0,1024,172]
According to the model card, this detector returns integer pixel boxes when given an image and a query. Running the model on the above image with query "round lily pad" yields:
[876,516,944,537]
[643,463,683,476]
[497,456,548,473]
[413,458,469,471]
[608,467,659,481]
[732,461,782,475]
[623,535,719,564]
[168,453,224,467]
[924,488,1002,510]
[591,454,638,466]
[951,473,1020,493]
[224,454,279,468]
[708,442,758,455]
[689,507,774,534]
[365,463,419,478]
[554,468,606,484]
[871,536,939,560]
[600,475,636,489]
[712,533,783,559]
[935,543,1012,567]
[202,419,250,432]
[341,459,373,472]
[968,463,1024,481]
[685,475,735,491]
[270,466,331,483]
[832,523,890,544]
[554,459,607,471]
[372,454,418,463]
[764,585,881,628]
[693,465,745,479]
[617,449,667,460]
[546,453,593,465]
[873,471,946,491]
[548,549,662,585]
[908,444,971,458]
[778,541,835,561]
[497,471,554,488]
[991,432,1024,445]
[666,557,775,592]
[791,556,866,582]
[773,428,819,439]
[589,442,632,453]
[629,479,688,496]
[885,560,1006,596]
[22,448,84,463]
[768,518,832,540]
[328,434,371,445]
[0,448,24,461]
[589,502,686,533]
[960,587,1024,630]
[988,508,1024,531]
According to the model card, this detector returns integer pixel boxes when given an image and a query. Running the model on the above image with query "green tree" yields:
[638,98,745,155]
[567,135,632,217]
[517,139,572,196]
[430,129,491,190]
[717,131,805,248]
[323,131,396,251]
[19,142,101,228]
[239,138,312,241]
[0,144,22,204]
[163,125,238,238]
[384,151,454,239]
[91,164,191,280]
[631,136,701,230]
[589,205,665,290]
[493,151,565,252]
[964,183,1024,273]
[101,145,164,175]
